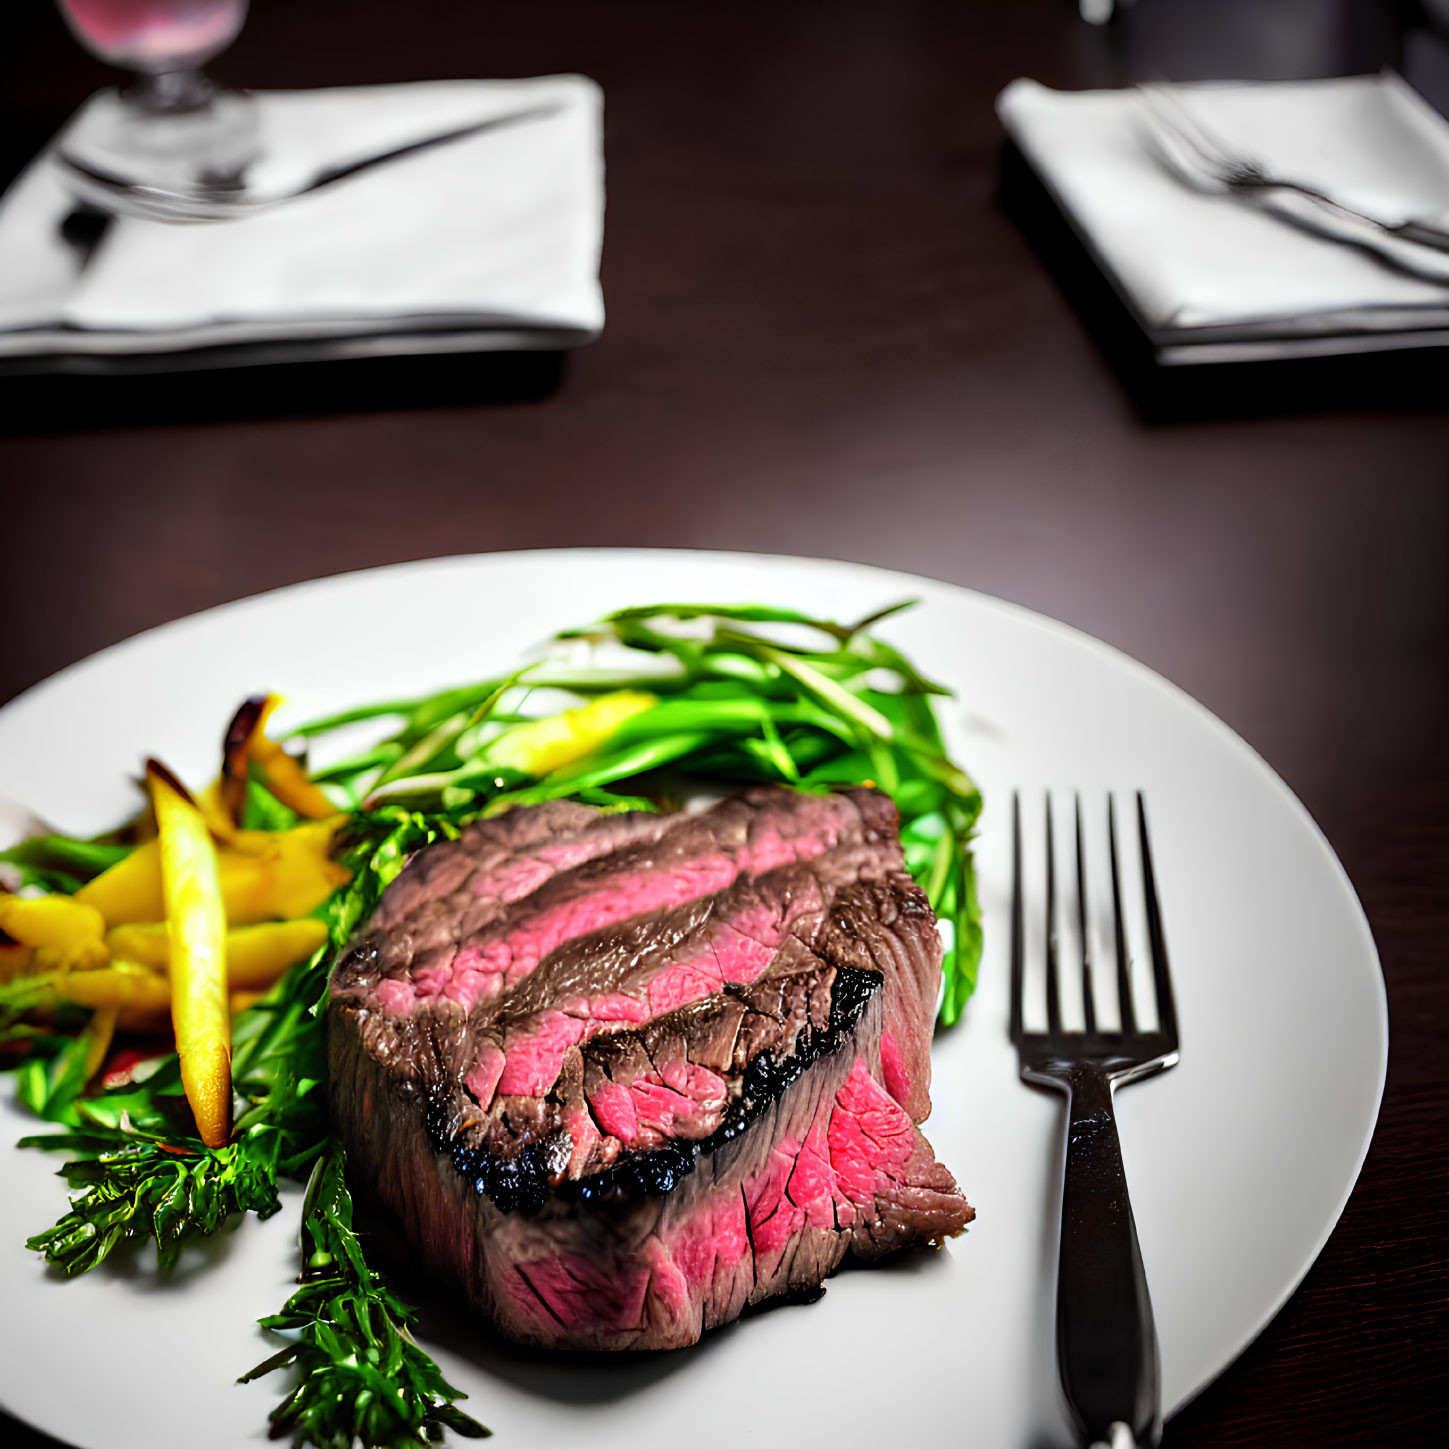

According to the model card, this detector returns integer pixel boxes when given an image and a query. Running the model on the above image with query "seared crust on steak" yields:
[328,786,971,1350]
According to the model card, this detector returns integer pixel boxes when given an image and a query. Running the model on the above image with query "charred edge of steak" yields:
[425,962,882,1216]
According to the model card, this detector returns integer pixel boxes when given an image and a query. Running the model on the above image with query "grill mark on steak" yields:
[338,787,878,1017]
[456,871,923,1197]
[340,792,931,1211]
[459,836,900,1115]
[336,805,679,1014]
[550,960,880,1208]
[472,1005,970,1348]
[429,792,866,1007]
[367,798,602,933]
[424,957,878,1215]
[327,785,971,1351]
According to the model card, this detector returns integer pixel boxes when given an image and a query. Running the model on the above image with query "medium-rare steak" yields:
[328,786,972,1349]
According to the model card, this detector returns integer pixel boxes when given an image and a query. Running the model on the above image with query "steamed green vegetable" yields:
[1,599,982,1449]
[297,600,982,1016]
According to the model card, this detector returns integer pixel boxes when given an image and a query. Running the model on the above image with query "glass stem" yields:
[128,68,216,116]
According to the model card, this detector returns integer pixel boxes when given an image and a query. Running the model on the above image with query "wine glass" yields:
[54,0,260,220]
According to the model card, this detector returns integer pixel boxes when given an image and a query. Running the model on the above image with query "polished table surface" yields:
[2,2,1446,1446]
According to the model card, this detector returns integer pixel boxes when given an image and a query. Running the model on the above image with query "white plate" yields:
[0,550,1387,1449]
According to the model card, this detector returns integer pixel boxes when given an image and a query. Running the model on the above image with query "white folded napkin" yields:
[0,75,603,367]
[997,73,1449,364]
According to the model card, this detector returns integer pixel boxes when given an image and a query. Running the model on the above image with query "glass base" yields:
[58,80,261,222]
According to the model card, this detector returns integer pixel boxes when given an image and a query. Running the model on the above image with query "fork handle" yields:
[1056,1062,1161,1448]
[1390,219,1449,254]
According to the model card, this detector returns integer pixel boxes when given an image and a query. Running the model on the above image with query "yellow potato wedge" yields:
[74,840,166,925]
[251,747,337,821]
[0,894,108,969]
[219,822,351,923]
[148,760,231,1149]
[105,918,327,990]
[102,923,171,969]
[220,695,269,825]
[0,941,33,982]
[51,962,172,1014]
[77,820,349,928]
[195,779,239,844]
[224,918,328,985]
[218,694,336,822]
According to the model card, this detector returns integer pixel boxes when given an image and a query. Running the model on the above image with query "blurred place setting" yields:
[0,2,603,397]
[994,0,1449,409]
[999,71,1449,364]
[1,5,1447,1449]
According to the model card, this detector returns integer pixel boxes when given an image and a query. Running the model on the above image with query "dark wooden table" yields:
[2,2,1446,1445]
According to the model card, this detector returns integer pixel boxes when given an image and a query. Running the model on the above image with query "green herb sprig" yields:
[240,1139,489,1448]
[7,806,489,1443]
[300,600,983,1019]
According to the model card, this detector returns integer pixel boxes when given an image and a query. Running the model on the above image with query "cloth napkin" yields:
[0,75,603,371]
[997,72,1449,364]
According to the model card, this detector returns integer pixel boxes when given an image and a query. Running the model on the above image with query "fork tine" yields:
[1140,83,1229,167]
[1108,794,1138,1036]
[1137,793,1177,1045]
[1075,793,1096,1035]
[1044,794,1062,1037]
[1009,791,1024,1043]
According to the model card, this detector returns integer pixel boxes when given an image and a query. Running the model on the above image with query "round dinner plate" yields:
[0,550,1387,1449]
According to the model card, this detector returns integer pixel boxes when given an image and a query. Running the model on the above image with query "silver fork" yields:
[54,102,562,224]
[1011,792,1179,1449]
[1136,83,1449,271]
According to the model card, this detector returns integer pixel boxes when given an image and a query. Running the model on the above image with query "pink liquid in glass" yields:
[58,0,248,70]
